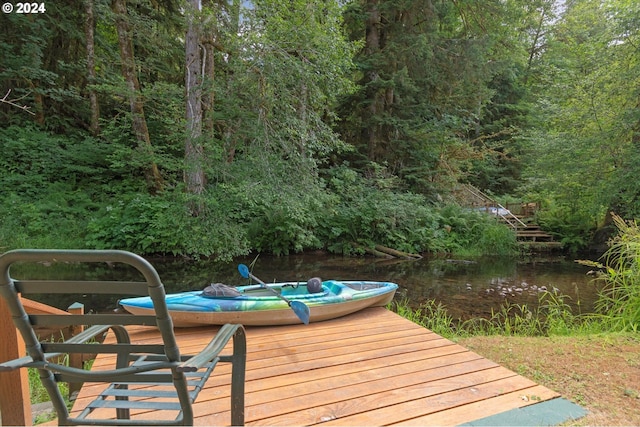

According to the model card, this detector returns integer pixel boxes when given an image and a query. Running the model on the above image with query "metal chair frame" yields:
[0,249,246,426]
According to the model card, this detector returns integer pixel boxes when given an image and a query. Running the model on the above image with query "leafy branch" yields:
[1,89,35,115]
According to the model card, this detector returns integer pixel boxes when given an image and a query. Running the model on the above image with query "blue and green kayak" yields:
[119,280,398,327]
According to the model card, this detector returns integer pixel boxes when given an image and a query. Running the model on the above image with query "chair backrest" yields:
[0,249,179,357]
[0,249,245,425]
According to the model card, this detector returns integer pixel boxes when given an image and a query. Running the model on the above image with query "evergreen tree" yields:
[338,0,524,196]
[0,2,87,130]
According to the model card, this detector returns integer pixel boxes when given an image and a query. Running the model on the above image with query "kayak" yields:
[119,280,398,327]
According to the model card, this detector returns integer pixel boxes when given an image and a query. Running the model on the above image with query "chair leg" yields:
[174,371,194,426]
[114,348,131,419]
[115,384,130,420]
[40,369,71,423]
[230,327,247,426]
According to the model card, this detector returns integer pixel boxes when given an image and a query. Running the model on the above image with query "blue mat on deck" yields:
[459,398,588,426]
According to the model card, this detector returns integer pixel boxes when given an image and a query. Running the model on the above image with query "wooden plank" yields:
[72,337,467,413]
[313,375,545,426]
[189,346,490,416]
[244,361,506,424]
[66,307,569,427]
[395,386,560,426]
[22,297,72,315]
[245,352,491,403]
[74,320,452,401]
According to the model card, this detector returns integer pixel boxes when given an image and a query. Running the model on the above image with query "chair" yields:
[0,249,246,426]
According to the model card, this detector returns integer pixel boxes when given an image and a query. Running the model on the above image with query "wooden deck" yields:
[68,307,576,426]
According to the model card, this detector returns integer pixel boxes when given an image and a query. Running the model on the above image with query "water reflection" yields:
[13,253,600,321]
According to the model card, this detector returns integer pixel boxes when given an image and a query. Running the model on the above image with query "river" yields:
[15,252,602,320]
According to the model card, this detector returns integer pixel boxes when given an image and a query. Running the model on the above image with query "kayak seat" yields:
[0,249,247,426]
[279,284,330,298]
[323,280,358,296]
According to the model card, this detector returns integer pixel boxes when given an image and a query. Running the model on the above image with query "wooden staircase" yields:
[504,216,561,249]
[453,184,562,249]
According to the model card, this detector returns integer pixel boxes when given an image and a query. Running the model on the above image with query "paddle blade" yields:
[238,264,250,279]
[291,301,310,325]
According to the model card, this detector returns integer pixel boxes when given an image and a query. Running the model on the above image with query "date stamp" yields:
[2,2,46,13]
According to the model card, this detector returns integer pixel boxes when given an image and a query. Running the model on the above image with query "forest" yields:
[0,0,639,260]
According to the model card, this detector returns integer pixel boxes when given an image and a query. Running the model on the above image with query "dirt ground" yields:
[457,333,640,426]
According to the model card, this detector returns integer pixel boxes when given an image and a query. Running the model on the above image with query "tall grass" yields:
[391,298,455,338]
[27,345,93,424]
[28,353,71,404]
[579,213,640,332]
[391,290,605,338]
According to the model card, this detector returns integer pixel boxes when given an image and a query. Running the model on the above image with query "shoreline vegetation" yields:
[0,144,525,262]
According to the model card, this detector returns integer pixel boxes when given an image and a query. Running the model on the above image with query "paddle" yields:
[237,264,311,325]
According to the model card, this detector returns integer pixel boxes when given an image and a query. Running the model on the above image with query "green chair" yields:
[0,249,246,426]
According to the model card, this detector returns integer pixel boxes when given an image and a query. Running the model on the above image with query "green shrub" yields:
[580,214,640,332]
[0,125,133,249]
[535,203,596,253]
[475,221,519,256]
[436,204,518,256]
[0,126,519,258]
[0,125,121,197]
[244,186,328,256]
[205,158,332,256]
[318,166,439,255]
[85,191,250,261]
[0,191,94,249]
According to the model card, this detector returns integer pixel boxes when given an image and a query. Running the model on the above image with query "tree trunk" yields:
[85,0,100,135]
[32,87,45,125]
[364,0,384,162]
[202,37,215,136]
[223,0,242,163]
[112,0,163,194]
[185,0,206,198]
[523,8,548,86]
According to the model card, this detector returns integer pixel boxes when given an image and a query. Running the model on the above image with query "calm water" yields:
[15,253,601,320]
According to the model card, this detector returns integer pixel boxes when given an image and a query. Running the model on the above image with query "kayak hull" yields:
[120,280,398,327]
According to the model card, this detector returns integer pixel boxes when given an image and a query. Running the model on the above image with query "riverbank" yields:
[457,333,640,425]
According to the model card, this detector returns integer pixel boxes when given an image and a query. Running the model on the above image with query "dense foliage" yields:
[0,126,514,258]
[1,0,639,257]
